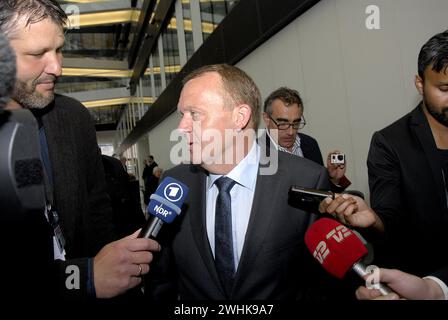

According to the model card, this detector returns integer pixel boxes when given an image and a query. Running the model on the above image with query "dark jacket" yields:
[102,155,146,238]
[30,95,116,300]
[36,95,116,258]
[368,104,448,276]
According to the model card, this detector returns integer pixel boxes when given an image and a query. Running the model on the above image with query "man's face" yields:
[263,99,302,150]
[9,17,64,109]
[177,72,236,169]
[416,66,448,127]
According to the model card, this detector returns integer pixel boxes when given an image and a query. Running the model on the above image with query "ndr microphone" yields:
[138,177,189,239]
[305,218,392,296]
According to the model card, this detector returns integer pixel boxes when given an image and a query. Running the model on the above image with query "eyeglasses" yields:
[268,113,306,130]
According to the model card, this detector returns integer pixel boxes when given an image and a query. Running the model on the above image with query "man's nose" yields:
[287,125,296,135]
[45,52,62,77]
[177,115,192,133]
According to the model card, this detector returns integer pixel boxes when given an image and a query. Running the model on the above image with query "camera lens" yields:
[337,155,343,161]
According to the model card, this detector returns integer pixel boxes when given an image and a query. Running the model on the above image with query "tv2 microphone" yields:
[138,176,189,239]
[305,218,392,296]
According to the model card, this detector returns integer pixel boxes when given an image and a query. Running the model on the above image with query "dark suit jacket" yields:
[367,104,448,276]
[102,155,146,238]
[145,148,332,300]
[299,132,324,166]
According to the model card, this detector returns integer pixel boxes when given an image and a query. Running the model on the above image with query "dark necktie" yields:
[214,176,236,297]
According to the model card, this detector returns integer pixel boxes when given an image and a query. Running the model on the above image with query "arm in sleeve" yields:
[367,131,404,238]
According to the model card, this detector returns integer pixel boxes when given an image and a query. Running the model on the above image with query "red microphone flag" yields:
[305,218,367,279]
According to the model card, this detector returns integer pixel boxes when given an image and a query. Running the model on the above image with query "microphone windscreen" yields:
[0,34,16,109]
[15,158,44,188]
[147,176,189,223]
[305,218,367,279]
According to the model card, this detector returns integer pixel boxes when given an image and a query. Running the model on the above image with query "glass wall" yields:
[181,1,196,60]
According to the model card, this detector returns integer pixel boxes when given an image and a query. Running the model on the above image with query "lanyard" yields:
[38,122,66,256]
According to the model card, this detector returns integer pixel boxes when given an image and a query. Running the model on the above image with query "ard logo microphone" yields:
[138,177,189,239]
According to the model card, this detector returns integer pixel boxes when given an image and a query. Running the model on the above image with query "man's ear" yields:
[415,74,424,96]
[234,104,252,129]
[262,112,270,127]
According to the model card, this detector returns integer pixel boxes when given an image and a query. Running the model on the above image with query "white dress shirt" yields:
[206,142,259,271]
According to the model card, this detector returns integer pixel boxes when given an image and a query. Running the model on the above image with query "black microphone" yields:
[289,186,334,212]
[138,176,189,239]
[0,33,46,216]
[0,33,16,110]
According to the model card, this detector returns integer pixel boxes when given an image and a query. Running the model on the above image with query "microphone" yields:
[0,33,46,215]
[0,33,16,109]
[305,218,392,295]
[138,176,189,239]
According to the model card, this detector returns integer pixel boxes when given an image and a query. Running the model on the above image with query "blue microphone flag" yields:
[147,176,189,224]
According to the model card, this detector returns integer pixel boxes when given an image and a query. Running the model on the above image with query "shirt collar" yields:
[208,141,259,192]
[266,129,302,155]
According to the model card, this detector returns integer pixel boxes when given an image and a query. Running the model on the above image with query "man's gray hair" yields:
[0,0,67,39]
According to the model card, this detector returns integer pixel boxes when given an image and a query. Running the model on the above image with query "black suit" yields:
[145,148,333,300]
[102,155,146,238]
[367,104,448,276]
[299,132,325,166]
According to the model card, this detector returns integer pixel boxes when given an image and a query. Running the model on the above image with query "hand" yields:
[319,194,384,231]
[326,150,346,185]
[93,229,161,298]
[356,268,445,300]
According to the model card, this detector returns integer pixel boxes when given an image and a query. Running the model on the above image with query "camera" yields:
[330,153,345,165]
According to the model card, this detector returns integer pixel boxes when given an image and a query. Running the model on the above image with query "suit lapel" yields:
[411,105,446,204]
[232,152,281,295]
[188,168,225,295]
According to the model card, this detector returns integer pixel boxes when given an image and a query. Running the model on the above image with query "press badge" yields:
[45,204,66,260]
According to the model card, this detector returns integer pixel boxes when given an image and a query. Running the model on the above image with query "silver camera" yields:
[330,153,345,164]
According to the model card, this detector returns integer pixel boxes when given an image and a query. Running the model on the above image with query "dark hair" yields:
[418,30,448,79]
[182,64,261,129]
[264,87,303,115]
[0,0,67,38]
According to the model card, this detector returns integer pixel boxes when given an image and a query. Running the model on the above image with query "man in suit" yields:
[142,155,158,205]
[145,64,333,300]
[102,155,146,238]
[1,0,160,300]
[262,87,351,193]
[319,30,448,278]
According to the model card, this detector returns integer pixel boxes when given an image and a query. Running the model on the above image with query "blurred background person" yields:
[101,154,146,238]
